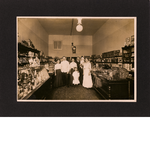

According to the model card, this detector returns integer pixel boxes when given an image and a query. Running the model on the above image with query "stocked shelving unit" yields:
[122,45,134,68]
[17,43,52,100]
[91,45,134,100]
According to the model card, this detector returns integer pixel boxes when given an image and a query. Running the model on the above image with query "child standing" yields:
[72,67,80,86]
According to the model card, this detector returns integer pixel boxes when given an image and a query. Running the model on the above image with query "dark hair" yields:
[74,67,78,70]
[56,59,60,63]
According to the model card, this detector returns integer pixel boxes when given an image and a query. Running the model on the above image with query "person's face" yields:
[63,57,66,61]
[57,60,60,64]
[77,57,80,61]
[72,58,74,62]
[85,58,88,62]
[75,68,77,71]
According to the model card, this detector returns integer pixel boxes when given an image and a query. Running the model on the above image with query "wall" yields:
[18,18,49,56]
[92,19,134,55]
[48,35,92,58]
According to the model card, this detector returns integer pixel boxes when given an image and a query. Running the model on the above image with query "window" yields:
[53,41,62,50]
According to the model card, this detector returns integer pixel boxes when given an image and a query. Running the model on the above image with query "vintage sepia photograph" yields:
[17,17,136,102]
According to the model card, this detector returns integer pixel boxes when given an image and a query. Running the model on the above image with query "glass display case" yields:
[17,66,50,100]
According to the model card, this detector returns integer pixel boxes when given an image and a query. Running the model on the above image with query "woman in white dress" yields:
[82,58,93,88]
[72,67,80,85]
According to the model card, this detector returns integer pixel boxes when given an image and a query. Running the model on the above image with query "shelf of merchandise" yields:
[122,45,134,66]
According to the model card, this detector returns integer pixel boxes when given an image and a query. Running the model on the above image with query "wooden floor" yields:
[46,85,103,100]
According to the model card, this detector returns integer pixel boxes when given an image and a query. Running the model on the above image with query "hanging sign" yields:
[72,46,76,54]
[71,43,76,54]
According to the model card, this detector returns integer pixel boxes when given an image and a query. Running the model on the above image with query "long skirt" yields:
[54,69,63,87]
[79,67,83,85]
[83,69,93,88]
[69,68,74,86]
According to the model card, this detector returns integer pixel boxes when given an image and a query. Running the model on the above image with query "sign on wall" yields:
[72,46,76,54]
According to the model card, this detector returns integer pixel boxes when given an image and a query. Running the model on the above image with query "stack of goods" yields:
[40,53,47,63]
[18,57,29,64]
[131,47,134,52]
[40,57,47,63]
[21,40,28,47]
[18,52,27,57]
[123,49,130,63]
[125,37,130,46]
[95,58,101,62]
[93,75,102,88]
[91,55,96,60]
[21,39,35,49]
[47,57,55,63]
[114,50,120,56]
[92,66,129,81]
[118,57,122,63]
[27,39,35,49]
[123,64,132,71]
[119,68,129,79]
[110,67,129,80]
[102,50,121,60]
[111,57,118,63]
[111,64,119,68]
[110,67,120,80]
[130,35,134,46]
[18,67,49,99]
[28,51,34,57]
[124,35,134,46]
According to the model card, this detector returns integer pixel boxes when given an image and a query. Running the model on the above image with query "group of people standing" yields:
[54,56,93,88]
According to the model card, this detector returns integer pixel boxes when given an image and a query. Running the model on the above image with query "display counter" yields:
[92,71,129,100]
[17,65,50,100]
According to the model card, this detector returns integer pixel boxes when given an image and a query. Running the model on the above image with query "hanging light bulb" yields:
[76,18,83,32]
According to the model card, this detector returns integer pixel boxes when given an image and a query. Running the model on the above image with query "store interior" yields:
[17,17,135,101]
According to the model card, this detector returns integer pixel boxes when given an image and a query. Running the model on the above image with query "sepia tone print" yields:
[17,17,136,102]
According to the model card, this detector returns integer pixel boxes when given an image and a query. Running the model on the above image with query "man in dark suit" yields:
[76,56,83,85]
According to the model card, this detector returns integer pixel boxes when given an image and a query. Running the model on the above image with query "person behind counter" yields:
[82,57,93,88]
[54,59,63,88]
[69,58,77,86]
[61,56,70,87]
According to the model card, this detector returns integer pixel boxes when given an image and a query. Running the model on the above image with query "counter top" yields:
[19,77,50,100]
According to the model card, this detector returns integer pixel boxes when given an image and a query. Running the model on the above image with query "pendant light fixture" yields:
[70,19,76,54]
[76,18,83,32]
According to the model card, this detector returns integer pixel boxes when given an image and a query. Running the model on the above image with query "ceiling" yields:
[38,18,108,36]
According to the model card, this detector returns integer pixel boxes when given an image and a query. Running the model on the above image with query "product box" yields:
[118,57,122,63]
[126,37,130,46]
[130,35,134,46]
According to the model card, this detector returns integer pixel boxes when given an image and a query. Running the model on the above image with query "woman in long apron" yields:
[54,59,63,88]
[82,58,93,88]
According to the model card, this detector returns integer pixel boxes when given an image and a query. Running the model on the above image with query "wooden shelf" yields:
[122,45,134,49]
[102,56,122,58]
[18,43,40,54]
[95,62,120,63]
